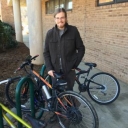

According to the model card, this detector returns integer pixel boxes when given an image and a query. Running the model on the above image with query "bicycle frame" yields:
[15,55,81,118]
[0,79,9,85]
[0,103,31,128]
[32,70,73,113]
[17,68,73,119]
[75,67,91,86]
[0,76,21,85]
[75,67,104,91]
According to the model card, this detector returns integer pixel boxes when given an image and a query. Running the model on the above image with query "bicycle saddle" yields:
[25,114,46,128]
[85,63,97,67]
[53,79,67,91]
[55,79,67,86]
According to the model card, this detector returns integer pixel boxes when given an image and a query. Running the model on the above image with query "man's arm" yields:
[74,27,85,68]
[43,31,54,72]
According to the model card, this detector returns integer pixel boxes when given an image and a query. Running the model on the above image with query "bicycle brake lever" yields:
[14,68,20,73]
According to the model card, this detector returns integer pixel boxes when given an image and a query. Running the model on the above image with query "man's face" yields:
[54,12,67,29]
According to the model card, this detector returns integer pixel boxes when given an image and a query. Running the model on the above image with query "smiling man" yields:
[43,8,85,91]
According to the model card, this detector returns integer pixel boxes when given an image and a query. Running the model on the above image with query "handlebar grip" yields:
[20,62,28,69]
[15,55,39,73]
[30,55,39,61]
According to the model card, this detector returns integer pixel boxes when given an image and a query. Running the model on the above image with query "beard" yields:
[57,22,66,29]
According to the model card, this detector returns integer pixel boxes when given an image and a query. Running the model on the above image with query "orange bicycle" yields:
[5,55,99,128]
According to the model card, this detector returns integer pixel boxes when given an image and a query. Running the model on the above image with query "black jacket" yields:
[43,23,85,74]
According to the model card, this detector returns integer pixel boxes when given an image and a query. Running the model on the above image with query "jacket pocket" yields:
[65,37,75,53]
[65,37,74,44]
[49,40,58,54]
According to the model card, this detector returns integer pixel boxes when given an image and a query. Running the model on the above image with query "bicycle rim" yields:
[55,91,99,128]
[88,72,120,104]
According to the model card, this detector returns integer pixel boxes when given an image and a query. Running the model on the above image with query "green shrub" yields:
[0,20,18,52]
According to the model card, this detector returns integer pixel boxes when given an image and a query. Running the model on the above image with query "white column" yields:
[12,0,23,42]
[26,0,43,65]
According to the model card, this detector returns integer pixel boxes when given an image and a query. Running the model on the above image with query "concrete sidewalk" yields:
[42,62,128,128]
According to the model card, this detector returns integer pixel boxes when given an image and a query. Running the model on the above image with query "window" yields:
[98,0,128,6]
[55,0,59,9]
[60,0,65,8]
[46,0,54,14]
[65,0,73,10]
[45,2,50,14]
[46,0,72,14]
[49,0,54,13]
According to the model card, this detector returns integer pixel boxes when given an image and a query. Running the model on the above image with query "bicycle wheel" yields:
[88,72,120,105]
[54,91,99,128]
[6,77,45,119]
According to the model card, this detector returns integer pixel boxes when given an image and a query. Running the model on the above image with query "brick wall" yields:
[42,0,128,84]
[0,0,14,27]
[85,1,128,84]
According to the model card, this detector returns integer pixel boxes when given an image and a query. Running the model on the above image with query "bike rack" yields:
[16,77,35,128]
[40,64,46,77]
[40,64,52,84]
[0,103,31,128]
[0,105,4,128]
[40,64,52,92]
[0,65,51,127]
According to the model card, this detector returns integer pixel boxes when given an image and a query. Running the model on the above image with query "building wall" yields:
[0,0,14,27]
[42,0,128,84]
[85,1,128,84]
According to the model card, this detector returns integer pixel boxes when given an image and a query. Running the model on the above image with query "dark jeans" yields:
[52,70,76,91]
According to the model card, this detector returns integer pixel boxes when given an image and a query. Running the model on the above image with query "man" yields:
[43,8,85,91]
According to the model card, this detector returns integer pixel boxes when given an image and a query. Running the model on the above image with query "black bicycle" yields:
[44,63,120,105]
[5,55,99,128]
[75,62,120,105]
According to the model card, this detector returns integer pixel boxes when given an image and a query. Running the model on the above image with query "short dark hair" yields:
[54,8,67,18]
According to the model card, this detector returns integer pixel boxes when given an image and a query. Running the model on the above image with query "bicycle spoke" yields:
[55,91,98,128]
[88,72,120,104]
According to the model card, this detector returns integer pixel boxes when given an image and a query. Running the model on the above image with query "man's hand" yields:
[48,70,54,77]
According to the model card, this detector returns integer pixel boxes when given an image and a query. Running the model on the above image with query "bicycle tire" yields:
[54,91,99,128]
[6,77,23,108]
[87,72,120,105]
[6,77,45,119]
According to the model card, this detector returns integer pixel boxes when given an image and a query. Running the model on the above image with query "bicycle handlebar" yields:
[14,55,39,73]
[30,55,39,61]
